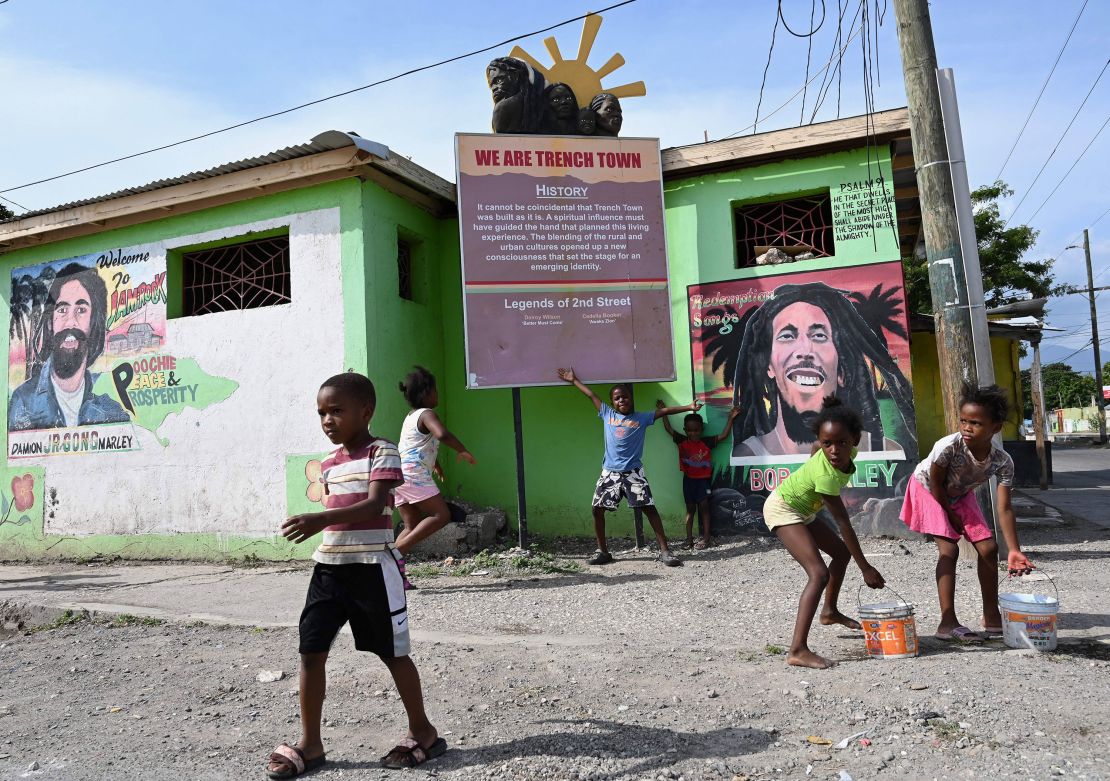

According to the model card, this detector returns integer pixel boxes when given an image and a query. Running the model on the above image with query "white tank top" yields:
[398,408,439,488]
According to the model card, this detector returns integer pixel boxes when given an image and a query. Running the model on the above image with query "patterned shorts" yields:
[592,468,654,511]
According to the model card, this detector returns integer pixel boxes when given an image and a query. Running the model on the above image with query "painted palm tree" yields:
[847,283,908,349]
[699,305,755,390]
[7,269,53,383]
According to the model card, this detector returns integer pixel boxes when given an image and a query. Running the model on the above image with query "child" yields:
[657,400,741,549]
[764,396,886,669]
[394,366,476,556]
[266,373,445,777]
[557,366,700,567]
[901,383,1033,642]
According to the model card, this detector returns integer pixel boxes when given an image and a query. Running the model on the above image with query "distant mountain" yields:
[1020,342,1101,376]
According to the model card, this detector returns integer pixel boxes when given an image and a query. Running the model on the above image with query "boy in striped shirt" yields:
[266,373,444,778]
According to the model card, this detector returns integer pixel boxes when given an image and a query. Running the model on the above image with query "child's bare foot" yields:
[787,649,837,669]
[685,538,695,549]
[820,610,861,630]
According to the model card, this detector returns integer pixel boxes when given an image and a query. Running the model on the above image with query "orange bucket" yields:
[858,586,918,659]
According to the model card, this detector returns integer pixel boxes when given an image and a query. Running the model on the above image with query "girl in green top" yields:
[763,396,886,669]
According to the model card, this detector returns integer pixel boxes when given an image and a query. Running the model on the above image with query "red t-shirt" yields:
[677,438,713,479]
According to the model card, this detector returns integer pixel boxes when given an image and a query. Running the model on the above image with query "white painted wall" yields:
[38,208,343,539]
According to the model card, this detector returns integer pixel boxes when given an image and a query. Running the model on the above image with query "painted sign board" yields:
[455,133,675,388]
[686,260,917,535]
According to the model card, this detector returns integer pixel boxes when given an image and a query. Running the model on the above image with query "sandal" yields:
[380,736,447,769]
[266,744,326,779]
[935,625,984,644]
[588,550,614,565]
[693,540,708,550]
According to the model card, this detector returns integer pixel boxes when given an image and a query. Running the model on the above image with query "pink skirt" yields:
[900,478,993,542]
[393,483,441,506]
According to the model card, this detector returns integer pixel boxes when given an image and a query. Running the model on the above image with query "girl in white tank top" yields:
[393,367,477,557]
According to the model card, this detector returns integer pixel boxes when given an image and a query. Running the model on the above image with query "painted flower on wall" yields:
[305,460,324,504]
[11,474,35,512]
[0,472,35,527]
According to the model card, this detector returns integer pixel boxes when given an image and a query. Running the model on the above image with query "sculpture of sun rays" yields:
[509,13,646,109]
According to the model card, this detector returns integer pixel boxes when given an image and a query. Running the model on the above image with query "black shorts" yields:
[682,475,713,505]
[298,562,410,658]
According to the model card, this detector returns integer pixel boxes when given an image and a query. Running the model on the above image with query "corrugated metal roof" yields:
[1,131,392,223]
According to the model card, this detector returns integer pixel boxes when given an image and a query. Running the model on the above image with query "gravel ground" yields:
[1,515,1107,781]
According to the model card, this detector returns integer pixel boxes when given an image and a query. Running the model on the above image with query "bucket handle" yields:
[998,567,1059,602]
[856,582,912,609]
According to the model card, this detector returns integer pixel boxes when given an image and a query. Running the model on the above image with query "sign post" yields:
[511,387,528,549]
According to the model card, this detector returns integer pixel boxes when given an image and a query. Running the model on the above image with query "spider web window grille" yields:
[181,237,291,316]
[734,194,834,267]
[398,238,414,301]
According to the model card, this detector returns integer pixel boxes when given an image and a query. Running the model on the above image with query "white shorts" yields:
[762,491,816,531]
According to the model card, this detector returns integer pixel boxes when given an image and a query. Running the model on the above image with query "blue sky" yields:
[1,0,1107,376]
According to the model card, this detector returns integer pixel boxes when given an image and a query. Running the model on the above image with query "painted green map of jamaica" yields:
[93,355,238,446]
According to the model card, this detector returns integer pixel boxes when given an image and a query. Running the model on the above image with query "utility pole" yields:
[1083,228,1107,444]
[893,0,991,430]
[1030,337,1049,490]
[894,0,1000,556]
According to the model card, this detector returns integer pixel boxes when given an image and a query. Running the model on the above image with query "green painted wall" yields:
[0,141,935,559]
[437,146,903,537]
[0,179,367,561]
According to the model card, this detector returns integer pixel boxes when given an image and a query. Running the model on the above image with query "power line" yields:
[1025,112,1110,224]
[0,0,639,196]
[1091,203,1110,229]
[993,0,1088,182]
[1005,57,1110,226]
[0,194,28,212]
[779,0,826,37]
[799,0,818,123]
[752,4,782,135]
[725,6,866,140]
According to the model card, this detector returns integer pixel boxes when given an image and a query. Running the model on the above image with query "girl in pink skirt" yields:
[394,367,476,556]
[901,384,1034,642]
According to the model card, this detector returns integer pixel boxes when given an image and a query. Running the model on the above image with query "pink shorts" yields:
[393,483,441,506]
[900,478,993,542]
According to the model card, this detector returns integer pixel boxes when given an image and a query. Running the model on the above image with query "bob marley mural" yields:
[687,260,917,536]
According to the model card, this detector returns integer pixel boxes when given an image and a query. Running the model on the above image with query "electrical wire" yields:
[1025,112,1110,224]
[993,0,1088,182]
[800,0,818,123]
[779,0,826,36]
[753,5,782,135]
[0,195,28,212]
[0,0,639,196]
[1005,57,1110,226]
[808,0,855,123]
[725,9,866,141]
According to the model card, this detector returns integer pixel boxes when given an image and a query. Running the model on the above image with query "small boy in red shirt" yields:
[658,401,740,549]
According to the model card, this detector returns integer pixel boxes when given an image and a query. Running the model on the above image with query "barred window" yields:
[180,236,290,316]
[734,192,834,267]
[398,237,414,301]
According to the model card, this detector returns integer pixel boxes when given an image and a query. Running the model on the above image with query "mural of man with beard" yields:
[8,262,130,431]
[731,282,916,461]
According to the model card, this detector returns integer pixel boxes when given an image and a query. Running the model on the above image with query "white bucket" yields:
[999,573,1059,651]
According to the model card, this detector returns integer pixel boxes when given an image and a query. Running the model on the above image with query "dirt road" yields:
[1,513,1107,780]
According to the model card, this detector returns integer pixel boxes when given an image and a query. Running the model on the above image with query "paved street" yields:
[1018,444,1110,529]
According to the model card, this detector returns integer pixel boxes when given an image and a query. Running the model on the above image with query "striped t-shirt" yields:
[312,436,404,565]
